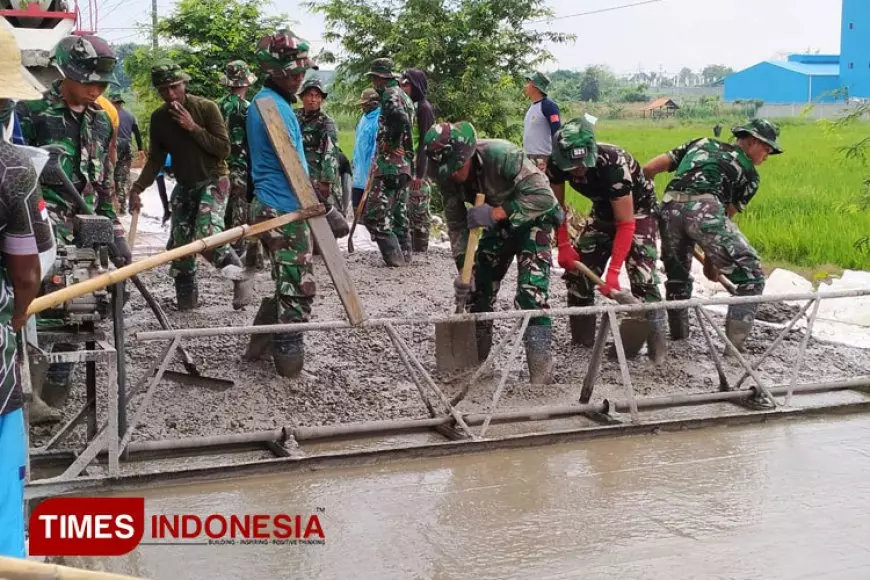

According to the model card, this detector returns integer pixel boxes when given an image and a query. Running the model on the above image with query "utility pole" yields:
[151,0,158,50]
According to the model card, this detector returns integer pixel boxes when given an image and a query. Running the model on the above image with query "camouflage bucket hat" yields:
[551,117,598,171]
[424,121,477,181]
[299,77,327,97]
[52,35,117,84]
[366,57,399,79]
[732,118,783,154]
[220,60,257,87]
[358,87,379,105]
[524,71,551,94]
[255,29,318,75]
[107,88,124,104]
[151,59,190,88]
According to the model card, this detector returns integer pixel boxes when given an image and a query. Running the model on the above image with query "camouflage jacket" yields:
[216,93,250,177]
[15,79,121,242]
[664,137,759,212]
[295,108,339,197]
[437,139,559,262]
[373,80,415,177]
[547,143,658,221]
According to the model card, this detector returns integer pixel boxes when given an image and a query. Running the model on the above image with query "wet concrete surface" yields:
[67,413,870,580]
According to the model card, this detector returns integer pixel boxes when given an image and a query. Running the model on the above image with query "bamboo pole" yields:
[0,556,145,580]
[27,205,324,316]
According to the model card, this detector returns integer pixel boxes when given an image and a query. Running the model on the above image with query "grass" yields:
[335,119,870,272]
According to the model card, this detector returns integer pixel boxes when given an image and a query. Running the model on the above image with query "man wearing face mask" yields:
[643,119,782,369]
[127,60,253,312]
[242,29,319,378]
[15,34,130,423]
[0,24,57,556]
[295,77,348,238]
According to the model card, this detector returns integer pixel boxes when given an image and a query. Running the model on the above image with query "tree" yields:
[678,67,693,87]
[306,0,573,139]
[579,66,601,102]
[701,64,733,86]
[125,0,287,104]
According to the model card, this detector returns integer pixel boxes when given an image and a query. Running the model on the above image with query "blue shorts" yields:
[0,408,26,558]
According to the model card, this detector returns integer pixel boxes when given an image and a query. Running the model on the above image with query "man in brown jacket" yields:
[129,60,252,310]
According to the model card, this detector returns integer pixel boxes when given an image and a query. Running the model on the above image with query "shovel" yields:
[435,194,486,374]
[570,260,651,357]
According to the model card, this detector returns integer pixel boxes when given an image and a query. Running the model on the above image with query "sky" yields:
[97,0,845,75]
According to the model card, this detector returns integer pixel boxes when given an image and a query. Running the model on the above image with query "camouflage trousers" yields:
[565,214,663,305]
[470,217,554,328]
[249,197,315,324]
[362,173,410,240]
[408,178,433,236]
[167,176,230,278]
[224,170,249,231]
[659,198,765,322]
[113,149,132,213]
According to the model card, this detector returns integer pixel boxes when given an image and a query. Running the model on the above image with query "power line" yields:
[529,0,667,24]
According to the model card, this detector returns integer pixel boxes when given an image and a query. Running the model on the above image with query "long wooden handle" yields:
[461,194,487,285]
[0,555,143,580]
[128,210,140,248]
[692,247,737,294]
[347,170,375,252]
[27,205,324,316]
[572,260,606,288]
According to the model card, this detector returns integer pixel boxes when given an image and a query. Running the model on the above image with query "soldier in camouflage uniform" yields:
[217,60,257,256]
[424,121,563,386]
[548,117,667,363]
[107,90,142,215]
[242,29,320,378]
[128,60,253,311]
[363,58,416,266]
[644,118,782,366]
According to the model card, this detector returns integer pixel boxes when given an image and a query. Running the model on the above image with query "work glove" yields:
[112,235,133,266]
[555,223,580,271]
[600,266,621,298]
[466,203,495,229]
[454,276,474,308]
[128,187,142,213]
[703,258,721,282]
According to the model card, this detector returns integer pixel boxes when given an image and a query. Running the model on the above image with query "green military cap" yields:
[732,118,783,154]
[358,87,379,105]
[220,60,257,87]
[366,57,400,79]
[151,59,190,88]
[53,34,117,84]
[551,117,598,172]
[299,77,327,97]
[255,29,318,75]
[423,121,478,181]
[524,71,551,94]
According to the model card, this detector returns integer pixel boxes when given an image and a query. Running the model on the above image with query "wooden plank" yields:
[255,97,366,325]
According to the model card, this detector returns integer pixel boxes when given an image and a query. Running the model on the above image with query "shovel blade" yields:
[618,318,651,358]
[435,320,479,374]
[163,370,235,391]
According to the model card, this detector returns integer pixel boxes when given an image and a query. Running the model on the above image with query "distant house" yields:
[643,97,680,119]
[724,0,870,103]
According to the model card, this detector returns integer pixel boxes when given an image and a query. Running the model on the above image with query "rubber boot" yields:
[218,248,255,310]
[524,325,554,386]
[568,294,596,347]
[273,332,304,378]
[41,343,77,409]
[376,235,406,267]
[476,320,493,362]
[243,297,277,362]
[174,273,198,311]
[668,309,690,340]
[399,232,412,264]
[412,232,429,253]
[725,318,753,356]
[325,206,350,239]
[646,309,668,366]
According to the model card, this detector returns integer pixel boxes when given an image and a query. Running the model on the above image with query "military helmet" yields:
[151,59,190,88]
[220,60,257,87]
[299,77,327,98]
[255,29,318,76]
[366,57,400,79]
[732,118,783,154]
[551,117,598,172]
[423,121,478,181]
[52,35,117,84]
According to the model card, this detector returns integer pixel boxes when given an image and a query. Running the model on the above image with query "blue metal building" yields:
[724,0,870,103]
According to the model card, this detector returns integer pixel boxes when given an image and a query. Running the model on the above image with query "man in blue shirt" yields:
[522,71,561,172]
[351,88,380,212]
[243,28,317,378]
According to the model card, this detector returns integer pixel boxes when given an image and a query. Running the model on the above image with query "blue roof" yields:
[765,60,840,76]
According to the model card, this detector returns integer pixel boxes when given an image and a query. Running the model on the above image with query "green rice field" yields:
[338,119,870,272]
